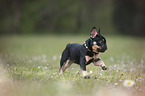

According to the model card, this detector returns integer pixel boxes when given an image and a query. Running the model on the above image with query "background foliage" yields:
[0,0,145,36]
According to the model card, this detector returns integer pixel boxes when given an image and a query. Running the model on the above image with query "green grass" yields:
[0,35,145,96]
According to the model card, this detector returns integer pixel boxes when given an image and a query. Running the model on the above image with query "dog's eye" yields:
[93,42,97,45]
[103,39,106,42]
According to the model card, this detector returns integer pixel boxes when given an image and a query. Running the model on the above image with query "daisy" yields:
[123,80,135,87]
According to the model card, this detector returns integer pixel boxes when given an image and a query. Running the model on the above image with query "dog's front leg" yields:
[93,58,107,70]
[80,57,90,79]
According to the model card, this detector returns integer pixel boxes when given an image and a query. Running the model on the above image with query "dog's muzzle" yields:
[97,44,107,53]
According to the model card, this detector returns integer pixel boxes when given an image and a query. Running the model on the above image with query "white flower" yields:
[38,66,41,69]
[38,56,41,60]
[29,60,32,63]
[138,89,142,91]
[53,56,57,60]
[114,83,118,86]
[106,80,110,83]
[76,71,79,74]
[90,71,93,73]
[123,80,135,87]
[114,65,117,68]
[53,72,57,75]
[140,59,144,64]
[42,54,46,58]
[42,59,47,62]
[130,68,133,72]
[110,57,114,62]
[136,87,138,89]
[34,57,37,61]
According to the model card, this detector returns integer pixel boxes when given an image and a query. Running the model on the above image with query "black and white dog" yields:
[59,27,107,78]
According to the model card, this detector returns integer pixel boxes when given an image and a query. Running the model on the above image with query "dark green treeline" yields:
[0,0,145,36]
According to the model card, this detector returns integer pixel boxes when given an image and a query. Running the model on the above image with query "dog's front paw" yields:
[84,75,91,79]
[102,66,107,70]
[82,71,89,79]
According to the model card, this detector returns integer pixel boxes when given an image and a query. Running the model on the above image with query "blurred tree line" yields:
[113,0,145,36]
[0,0,145,36]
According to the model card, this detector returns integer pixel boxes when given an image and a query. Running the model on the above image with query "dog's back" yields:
[61,43,85,64]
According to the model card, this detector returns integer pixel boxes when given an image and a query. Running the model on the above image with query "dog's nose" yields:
[104,45,107,50]
[101,44,107,49]
[100,45,107,52]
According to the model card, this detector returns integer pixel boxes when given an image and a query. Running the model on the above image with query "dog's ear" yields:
[90,27,99,38]
[98,28,101,35]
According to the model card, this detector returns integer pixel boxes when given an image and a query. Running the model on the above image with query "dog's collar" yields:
[83,42,91,52]
[83,42,99,54]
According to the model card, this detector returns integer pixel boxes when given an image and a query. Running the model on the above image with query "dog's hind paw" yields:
[84,75,91,79]
[102,66,107,70]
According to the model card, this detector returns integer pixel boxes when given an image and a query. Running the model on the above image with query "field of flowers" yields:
[0,35,145,96]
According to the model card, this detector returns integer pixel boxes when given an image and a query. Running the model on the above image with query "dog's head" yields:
[89,27,107,53]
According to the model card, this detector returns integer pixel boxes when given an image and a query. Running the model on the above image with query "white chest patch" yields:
[85,54,99,62]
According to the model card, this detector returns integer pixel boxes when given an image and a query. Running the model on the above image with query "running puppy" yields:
[59,27,107,78]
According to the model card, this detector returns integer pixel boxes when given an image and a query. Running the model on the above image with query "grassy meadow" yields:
[0,35,145,96]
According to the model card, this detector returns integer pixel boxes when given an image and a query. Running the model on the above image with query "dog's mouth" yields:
[92,45,107,53]
[98,45,107,52]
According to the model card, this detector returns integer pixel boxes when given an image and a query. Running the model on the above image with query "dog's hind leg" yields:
[59,45,73,74]
[59,59,73,74]
[60,59,73,74]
